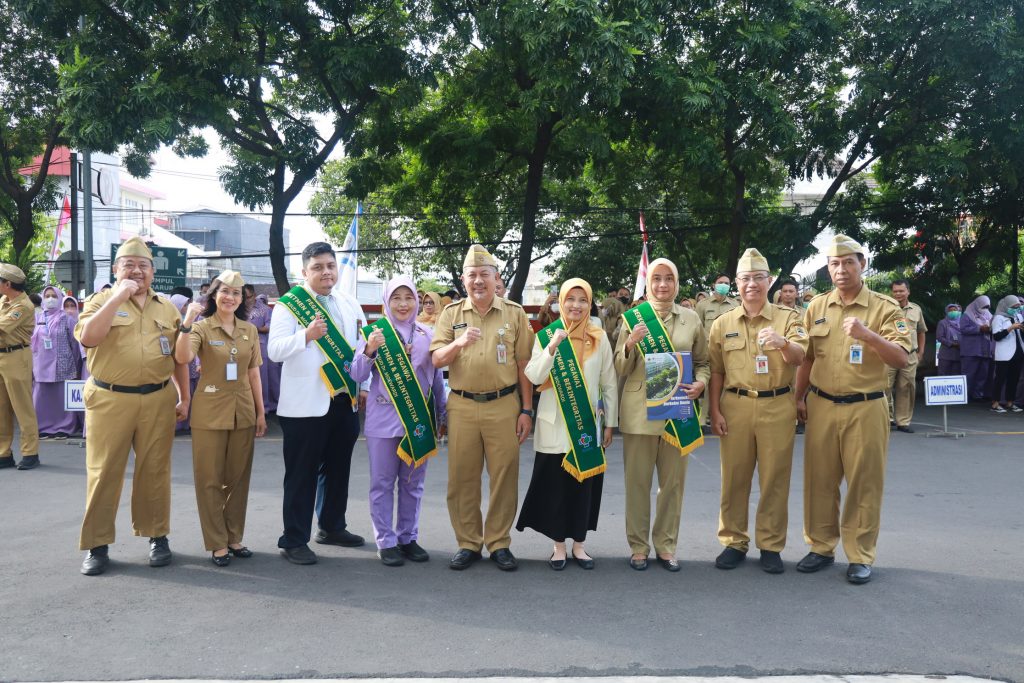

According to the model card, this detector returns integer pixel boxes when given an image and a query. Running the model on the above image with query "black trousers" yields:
[278,396,360,549]
[993,349,1023,405]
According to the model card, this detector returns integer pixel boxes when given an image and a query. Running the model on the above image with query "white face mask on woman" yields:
[42,297,59,311]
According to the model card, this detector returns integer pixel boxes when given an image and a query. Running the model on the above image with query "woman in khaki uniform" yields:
[174,270,266,566]
[615,258,710,571]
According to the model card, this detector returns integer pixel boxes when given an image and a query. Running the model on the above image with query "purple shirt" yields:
[935,318,961,362]
[350,322,447,439]
[959,313,994,358]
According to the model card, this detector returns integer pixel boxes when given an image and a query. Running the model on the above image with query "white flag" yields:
[632,213,649,301]
[337,202,361,296]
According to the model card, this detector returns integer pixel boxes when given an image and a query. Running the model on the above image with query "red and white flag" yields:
[632,212,649,302]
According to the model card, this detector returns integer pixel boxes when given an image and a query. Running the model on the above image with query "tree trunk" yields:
[269,161,290,295]
[727,166,746,276]
[14,198,34,260]
[509,116,559,303]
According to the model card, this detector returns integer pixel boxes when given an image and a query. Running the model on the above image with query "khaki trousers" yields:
[718,391,796,553]
[79,381,177,550]
[446,392,521,552]
[886,356,918,426]
[623,433,689,557]
[803,391,889,565]
[192,427,255,551]
[0,348,38,457]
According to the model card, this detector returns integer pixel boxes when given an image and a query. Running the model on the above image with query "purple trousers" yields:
[33,382,80,435]
[937,359,962,376]
[962,356,992,400]
[367,436,428,549]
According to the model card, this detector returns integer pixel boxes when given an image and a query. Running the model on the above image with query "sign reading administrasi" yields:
[65,380,86,411]
[924,375,968,406]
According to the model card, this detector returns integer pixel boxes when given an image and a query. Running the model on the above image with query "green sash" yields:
[537,319,606,482]
[621,301,704,456]
[277,286,359,409]
[361,317,438,467]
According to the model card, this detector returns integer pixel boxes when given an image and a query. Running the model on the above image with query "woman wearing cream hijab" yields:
[614,258,710,571]
[517,278,618,570]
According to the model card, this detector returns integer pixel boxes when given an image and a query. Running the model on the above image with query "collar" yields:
[303,283,332,300]
[826,284,870,308]
[741,302,774,321]
[460,294,503,315]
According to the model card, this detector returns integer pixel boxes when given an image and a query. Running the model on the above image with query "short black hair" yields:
[891,279,910,289]
[199,282,211,292]
[170,286,193,299]
[27,290,38,303]
[201,281,249,320]
[302,242,336,266]
[778,278,799,289]
[443,289,459,299]
[713,272,730,282]
[243,284,256,295]
[0,278,26,292]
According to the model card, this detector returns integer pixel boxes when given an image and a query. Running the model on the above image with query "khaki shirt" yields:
[429,297,534,392]
[696,295,739,337]
[0,292,34,347]
[709,303,808,391]
[75,288,181,385]
[190,317,262,430]
[804,286,912,395]
[902,301,927,355]
[614,304,711,435]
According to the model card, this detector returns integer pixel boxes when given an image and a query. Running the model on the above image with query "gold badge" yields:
[895,318,909,335]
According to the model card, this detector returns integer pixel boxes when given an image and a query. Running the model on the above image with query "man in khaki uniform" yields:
[75,237,190,576]
[695,273,738,423]
[0,264,40,470]
[887,279,927,433]
[708,249,808,574]
[795,235,911,585]
[431,244,535,571]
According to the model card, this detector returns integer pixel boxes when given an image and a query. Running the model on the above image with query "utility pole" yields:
[69,152,81,295]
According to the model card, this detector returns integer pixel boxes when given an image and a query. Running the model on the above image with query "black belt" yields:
[0,344,26,353]
[92,378,170,395]
[452,385,517,403]
[726,386,791,399]
[809,385,884,404]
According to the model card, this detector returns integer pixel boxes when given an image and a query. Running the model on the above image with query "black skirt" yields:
[515,450,603,542]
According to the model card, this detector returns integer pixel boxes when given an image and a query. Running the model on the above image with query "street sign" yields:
[924,375,968,406]
[110,244,187,291]
[64,380,86,412]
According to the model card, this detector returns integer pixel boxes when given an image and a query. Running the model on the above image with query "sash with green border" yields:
[536,319,606,482]
[621,301,704,456]
[361,317,438,467]
[277,286,359,409]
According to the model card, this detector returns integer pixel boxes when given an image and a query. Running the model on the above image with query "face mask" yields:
[42,297,59,311]
[618,296,630,304]
[714,283,730,296]
[947,310,961,320]
[550,303,559,314]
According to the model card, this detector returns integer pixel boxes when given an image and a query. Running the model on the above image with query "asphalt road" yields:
[1,402,1021,682]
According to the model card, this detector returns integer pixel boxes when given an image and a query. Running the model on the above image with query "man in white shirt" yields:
[269,242,369,564]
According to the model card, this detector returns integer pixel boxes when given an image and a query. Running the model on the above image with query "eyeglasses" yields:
[736,275,770,284]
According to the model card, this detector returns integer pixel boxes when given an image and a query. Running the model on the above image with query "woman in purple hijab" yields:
[935,303,962,376]
[960,295,995,401]
[350,275,447,567]
[245,288,280,413]
[31,287,82,438]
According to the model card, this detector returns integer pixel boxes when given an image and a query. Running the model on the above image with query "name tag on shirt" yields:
[226,361,238,381]
[159,336,171,356]
[850,344,863,364]
[116,311,130,318]
[210,340,225,346]
[755,355,769,374]
[453,322,468,330]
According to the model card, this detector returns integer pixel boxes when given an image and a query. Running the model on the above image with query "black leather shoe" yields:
[896,425,914,433]
[657,556,681,572]
[795,423,805,434]
[16,455,39,470]
[573,553,595,570]
[0,456,15,470]
[448,548,482,570]
[490,548,518,571]
[629,556,648,571]
[397,541,429,562]
[315,528,365,547]
[81,546,109,576]
[759,550,784,574]
[148,536,172,567]
[378,546,405,567]
[847,563,873,584]
[715,547,747,570]
[211,552,231,567]
[548,553,567,571]
[228,546,253,558]
[281,544,318,565]
[796,551,835,573]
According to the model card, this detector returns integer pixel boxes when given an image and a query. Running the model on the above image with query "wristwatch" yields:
[520,409,535,418]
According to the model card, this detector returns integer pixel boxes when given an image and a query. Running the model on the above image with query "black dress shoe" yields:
[795,423,805,434]
[896,425,914,433]
[281,544,318,565]
[378,546,405,567]
[228,546,253,558]
[16,455,39,470]
[759,550,784,574]
[572,553,595,570]
[148,536,172,567]
[397,541,429,562]
[796,551,835,573]
[629,556,648,571]
[490,548,518,571]
[657,556,681,572]
[847,563,873,584]
[715,547,747,570]
[548,553,567,571]
[315,528,365,547]
[81,546,109,576]
[448,548,482,570]
[211,552,231,567]
[0,456,15,470]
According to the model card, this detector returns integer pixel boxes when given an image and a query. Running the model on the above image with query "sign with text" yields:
[64,380,86,412]
[110,244,187,291]
[924,375,968,406]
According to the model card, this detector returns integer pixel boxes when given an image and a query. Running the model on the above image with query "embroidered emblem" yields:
[895,318,909,335]
[578,433,594,450]
[414,424,426,438]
